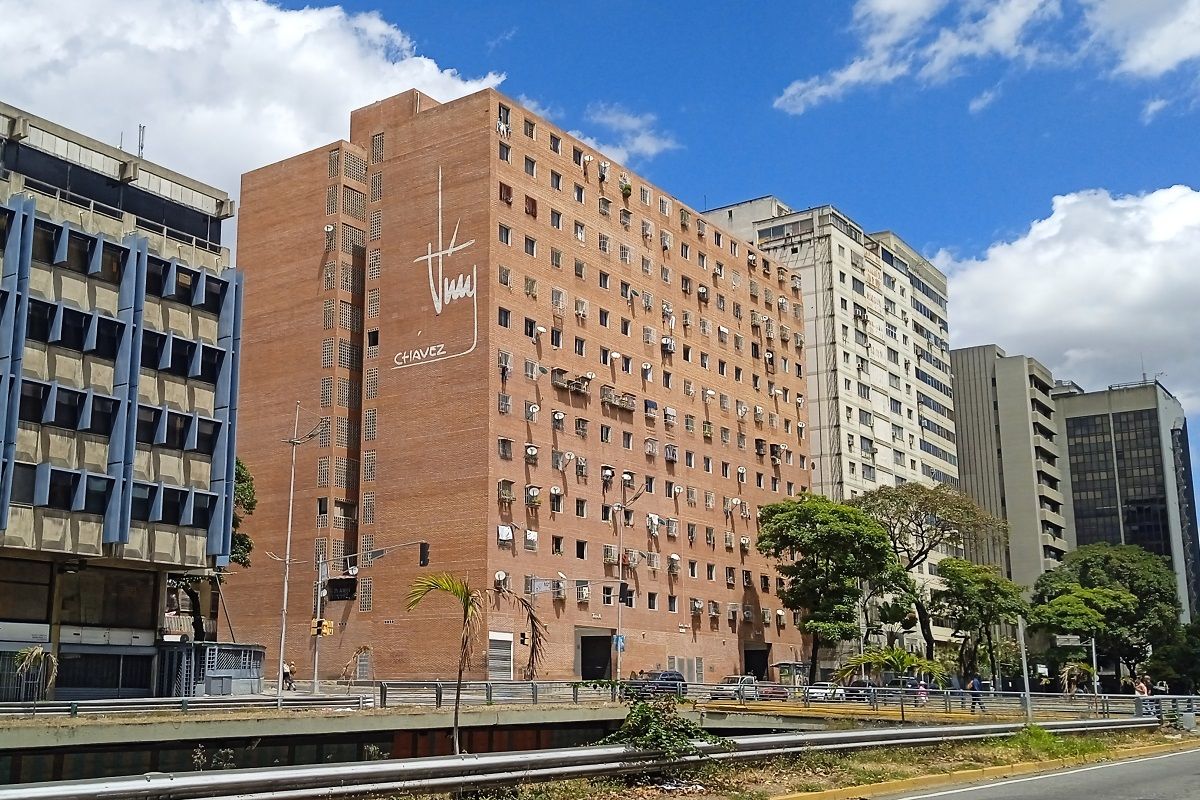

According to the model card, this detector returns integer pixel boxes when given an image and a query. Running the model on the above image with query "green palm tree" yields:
[835,646,947,722]
[407,573,548,754]
[14,645,58,713]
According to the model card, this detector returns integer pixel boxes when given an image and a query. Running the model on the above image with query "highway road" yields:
[889,747,1200,800]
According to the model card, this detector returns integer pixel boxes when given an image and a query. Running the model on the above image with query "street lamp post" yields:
[275,403,322,707]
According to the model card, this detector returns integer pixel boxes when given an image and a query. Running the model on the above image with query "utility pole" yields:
[1017,616,1033,723]
[612,483,646,680]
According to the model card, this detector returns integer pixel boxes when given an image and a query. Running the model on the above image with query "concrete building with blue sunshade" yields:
[0,102,243,699]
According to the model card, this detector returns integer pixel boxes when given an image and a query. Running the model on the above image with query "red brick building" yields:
[227,89,812,683]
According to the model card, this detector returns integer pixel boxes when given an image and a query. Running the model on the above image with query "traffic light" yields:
[320,619,334,636]
[419,541,430,566]
[311,618,323,636]
[326,576,357,602]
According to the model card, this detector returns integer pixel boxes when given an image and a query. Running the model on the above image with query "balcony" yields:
[1040,532,1068,553]
[1039,506,1067,530]
[1038,482,1064,506]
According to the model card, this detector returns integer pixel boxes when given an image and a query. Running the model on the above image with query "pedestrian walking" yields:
[284,660,297,691]
[916,680,929,707]
[968,674,986,713]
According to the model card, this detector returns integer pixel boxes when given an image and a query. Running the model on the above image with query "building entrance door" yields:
[579,635,612,680]
[743,646,770,680]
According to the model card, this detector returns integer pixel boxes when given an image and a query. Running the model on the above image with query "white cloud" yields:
[775,0,1200,115]
[568,103,680,165]
[968,86,1001,112]
[0,0,502,236]
[774,0,948,113]
[517,94,561,121]
[947,185,1200,411]
[486,26,518,52]
[1082,0,1200,78]
[1141,97,1170,123]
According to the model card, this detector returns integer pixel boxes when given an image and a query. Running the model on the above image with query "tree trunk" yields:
[182,584,207,642]
[913,598,936,660]
[453,606,470,755]
[808,632,821,686]
[984,627,998,688]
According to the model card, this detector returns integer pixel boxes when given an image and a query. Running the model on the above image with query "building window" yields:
[359,577,374,612]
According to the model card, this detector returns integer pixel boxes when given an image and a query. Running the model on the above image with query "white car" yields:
[804,682,847,702]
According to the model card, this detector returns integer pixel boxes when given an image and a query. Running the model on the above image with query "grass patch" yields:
[397,727,1180,800]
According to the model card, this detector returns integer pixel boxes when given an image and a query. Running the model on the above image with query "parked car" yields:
[708,675,762,701]
[882,676,920,700]
[804,681,847,702]
[757,682,792,701]
[845,679,879,702]
[624,670,687,699]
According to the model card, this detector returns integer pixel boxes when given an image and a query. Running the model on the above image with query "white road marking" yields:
[895,747,1200,798]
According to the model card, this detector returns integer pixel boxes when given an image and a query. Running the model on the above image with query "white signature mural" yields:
[393,167,479,370]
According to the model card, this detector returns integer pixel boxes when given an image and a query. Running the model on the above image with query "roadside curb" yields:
[770,738,1200,800]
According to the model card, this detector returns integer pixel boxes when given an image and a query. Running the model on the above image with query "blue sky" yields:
[5,0,1200,473]
[313,0,1199,260]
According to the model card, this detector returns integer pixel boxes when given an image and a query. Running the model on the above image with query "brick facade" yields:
[227,89,813,684]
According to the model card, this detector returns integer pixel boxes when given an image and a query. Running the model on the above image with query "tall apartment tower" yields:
[950,345,1071,589]
[1052,379,1199,621]
[704,200,959,500]
[0,103,242,698]
[229,89,812,682]
[705,200,961,651]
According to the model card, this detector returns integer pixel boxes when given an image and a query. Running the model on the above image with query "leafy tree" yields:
[872,599,918,649]
[407,573,548,754]
[230,457,257,569]
[757,496,903,685]
[1031,544,1180,678]
[1145,622,1200,694]
[834,647,948,722]
[850,483,1006,659]
[934,558,1028,681]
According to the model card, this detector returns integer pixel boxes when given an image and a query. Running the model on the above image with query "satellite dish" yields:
[642,362,652,370]
[528,486,541,497]
[549,486,562,495]
[529,404,540,414]
[563,452,576,461]
[585,372,597,380]
[323,224,335,233]
[525,444,539,456]
[495,570,508,582]
[557,571,567,580]
[347,566,360,576]
[673,485,684,495]
[552,411,565,420]
[610,352,621,360]
[732,498,742,506]
[536,325,548,334]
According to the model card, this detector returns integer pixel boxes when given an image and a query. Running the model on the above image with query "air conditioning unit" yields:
[743,608,754,622]
[690,598,703,614]
[740,536,751,551]
[578,586,591,602]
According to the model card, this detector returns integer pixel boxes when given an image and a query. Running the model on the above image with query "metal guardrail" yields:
[0,693,371,718]
[0,717,1158,800]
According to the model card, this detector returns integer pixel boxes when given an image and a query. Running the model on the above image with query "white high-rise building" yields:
[706,199,961,652]
[705,199,958,501]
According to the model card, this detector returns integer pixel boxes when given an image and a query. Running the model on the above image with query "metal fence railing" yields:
[0,693,371,718]
[376,679,1198,721]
